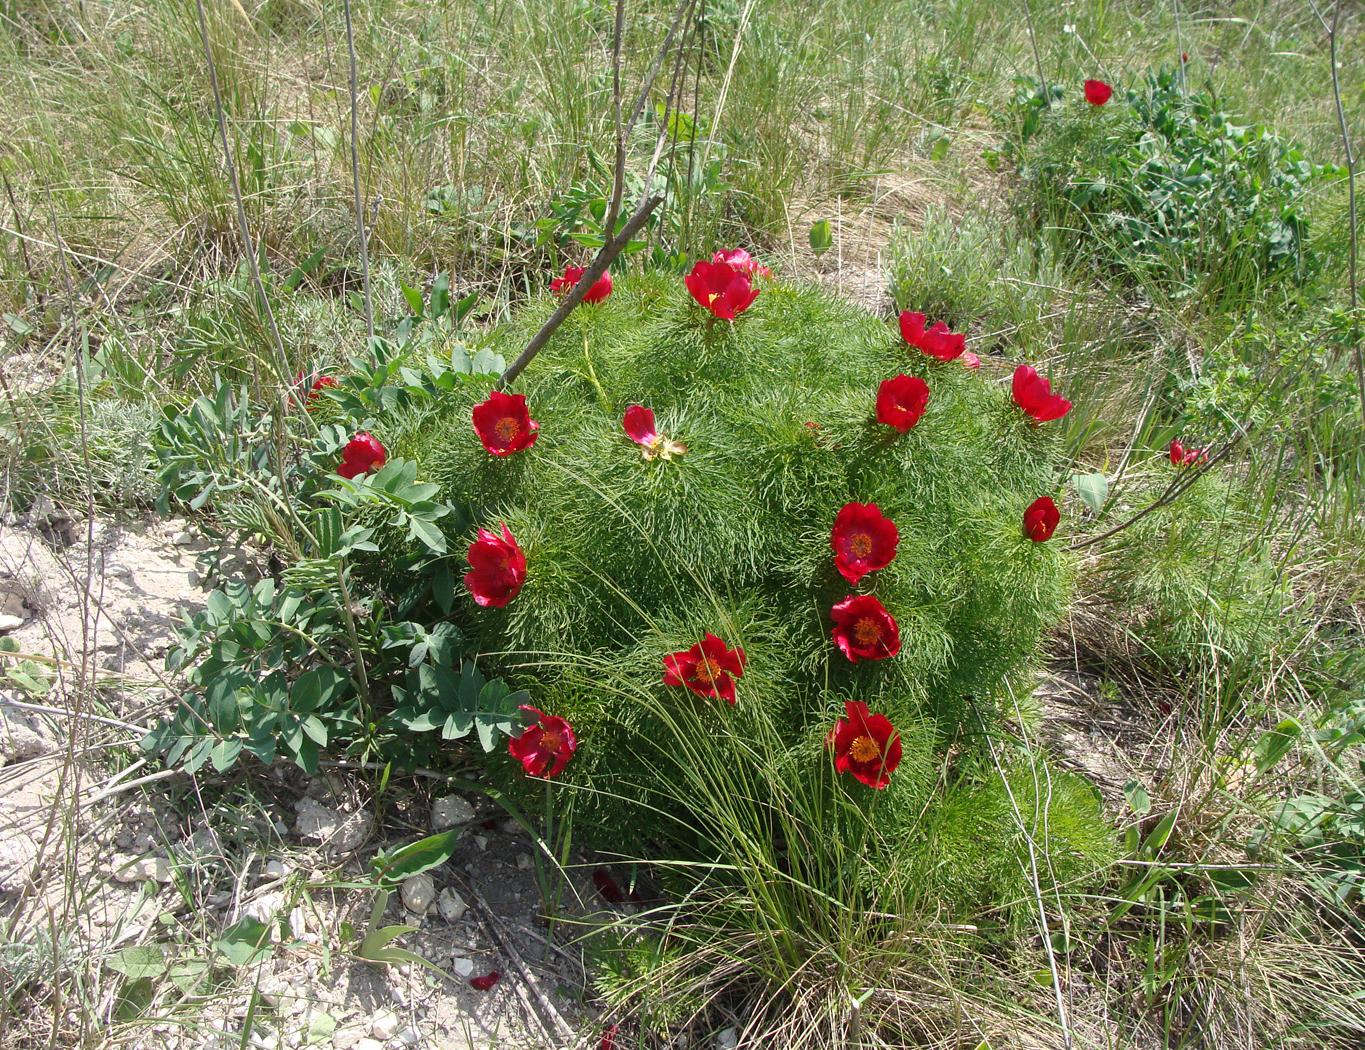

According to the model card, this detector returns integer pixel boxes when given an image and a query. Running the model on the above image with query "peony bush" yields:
[376,259,1111,942]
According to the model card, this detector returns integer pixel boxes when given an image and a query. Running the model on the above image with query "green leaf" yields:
[216,917,273,967]
[370,830,461,887]
[809,219,833,256]
[106,944,169,979]
[114,977,156,1020]
[432,562,455,614]
[1123,778,1152,817]
[1071,472,1109,515]
[210,739,243,773]
[1254,717,1302,772]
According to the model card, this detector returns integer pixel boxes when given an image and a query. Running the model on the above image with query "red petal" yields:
[469,970,501,991]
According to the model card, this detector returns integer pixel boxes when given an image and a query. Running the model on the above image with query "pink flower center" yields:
[850,735,880,763]
[852,618,881,646]
[847,532,873,558]
[494,416,521,442]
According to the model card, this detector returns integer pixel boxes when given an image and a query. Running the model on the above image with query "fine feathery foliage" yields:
[381,272,1111,1029]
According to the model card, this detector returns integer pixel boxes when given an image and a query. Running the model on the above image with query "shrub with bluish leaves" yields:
[1006,69,1335,299]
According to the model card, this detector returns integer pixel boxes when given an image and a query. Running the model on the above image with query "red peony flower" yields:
[472,390,539,456]
[830,595,902,663]
[830,502,899,586]
[875,374,930,434]
[599,1025,621,1049]
[592,867,625,904]
[622,404,687,460]
[306,374,338,407]
[507,706,577,778]
[464,524,526,608]
[662,633,747,704]
[1169,439,1208,467]
[684,259,759,320]
[830,700,902,789]
[1011,364,1072,422]
[711,247,771,279]
[1181,51,1190,64]
[551,265,612,304]
[336,432,387,479]
[898,310,966,362]
[469,970,501,991]
[1084,79,1113,106]
[1023,496,1060,543]
[962,352,982,370]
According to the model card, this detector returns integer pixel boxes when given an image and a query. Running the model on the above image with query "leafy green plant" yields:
[1005,69,1337,301]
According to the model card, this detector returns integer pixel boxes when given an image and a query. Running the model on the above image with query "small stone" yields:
[430,795,476,830]
[515,853,533,870]
[451,956,475,977]
[294,798,370,853]
[0,613,23,632]
[369,1010,399,1040]
[240,892,284,924]
[472,835,488,851]
[436,887,467,923]
[171,530,196,547]
[112,854,173,884]
[400,874,435,916]
[354,1041,385,1050]
[264,859,290,879]
[393,1027,420,1047]
[716,1027,739,1050]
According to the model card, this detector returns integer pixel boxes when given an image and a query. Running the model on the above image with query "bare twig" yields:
[601,0,628,245]
[497,196,663,388]
[1327,2,1363,424]
[342,0,375,342]
[459,876,576,1044]
[1022,0,1051,106]
[190,0,293,392]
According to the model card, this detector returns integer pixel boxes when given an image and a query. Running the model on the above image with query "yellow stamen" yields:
[852,618,881,646]
[847,532,873,558]
[850,735,880,763]
[494,417,520,442]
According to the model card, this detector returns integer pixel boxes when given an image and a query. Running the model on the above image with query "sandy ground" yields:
[0,515,620,1050]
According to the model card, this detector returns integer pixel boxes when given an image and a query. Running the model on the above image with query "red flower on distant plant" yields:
[599,1025,621,1049]
[1084,79,1113,106]
[662,633,747,704]
[684,258,760,320]
[831,502,899,585]
[962,352,981,370]
[472,390,539,456]
[623,405,687,461]
[306,374,338,407]
[1023,496,1060,543]
[712,247,771,279]
[464,524,526,608]
[551,265,612,304]
[593,867,625,904]
[469,971,501,991]
[875,374,930,434]
[1169,439,1207,467]
[830,595,901,663]
[898,310,966,362]
[1180,51,1190,64]
[830,701,902,789]
[1011,364,1072,422]
[507,706,577,778]
[336,432,386,479]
